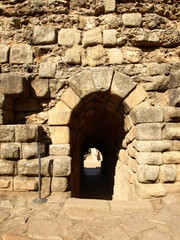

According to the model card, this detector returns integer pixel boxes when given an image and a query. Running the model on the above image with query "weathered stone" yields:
[104,0,115,13]
[49,144,70,156]
[0,160,15,175]
[137,165,159,184]
[135,182,166,199]
[103,30,117,47]
[135,123,163,140]
[127,144,137,159]
[53,157,71,176]
[135,140,172,152]
[86,45,106,67]
[147,63,170,76]
[14,177,38,191]
[123,85,148,113]
[31,78,49,98]
[122,13,142,27]
[22,143,39,159]
[61,87,80,109]
[0,74,27,95]
[168,88,180,107]
[164,107,180,122]
[122,47,142,63]
[163,151,180,164]
[128,155,137,173]
[0,45,10,63]
[10,44,33,64]
[164,123,180,140]
[41,177,51,194]
[111,71,136,99]
[0,125,15,143]
[51,177,68,192]
[82,28,102,47]
[125,127,136,144]
[69,70,96,98]
[160,164,176,183]
[48,101,71,125]
[58,29,81,46]
[33,26,57,45]
[169,71,180,88]
[107,48,123,65]
[136,152,163,165]
[49,126,70,144]
[65,46,81,65]
[172,140,180,151]
[15,125,40,143]
[118,149,128,165]
[130,107,163,124]
[39,61,56,78]
[124,115,134,132]
[1,143,20,160]
[0,177,12,190]
[91,68,113,92]
[142,75,170,91]
[18,158,51,176]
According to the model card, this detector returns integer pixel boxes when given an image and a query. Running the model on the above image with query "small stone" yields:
[123,46,142,63]
[103,29,117,47]
[33,25,57,45]
[39,61,56,78]
[10,44,33,64]
[0,160,15,175]
[58,28,81,46]
[22,143,38,159]
[0,45,10,63]
[163,151,180,164]
[164,123,180,140]
[104,0,115,13]
[83,28,102,47]
[122,13,142,27]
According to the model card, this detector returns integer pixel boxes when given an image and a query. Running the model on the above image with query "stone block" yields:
[123,85,148,113]
[173,141,180,151]
[14,177,38,191]
[39,61,56,78]
[135,182,166,199]
[91,68,113,92]
[64,46,81,65]
[41,177,51,194]
[1,143,20,160]
[124,115,134,132]
[31,78,49,98]
[103,30,117,47]
[130,107,163,124]
[136,152,163,165]
[160,165,176,183]
[137,165,160,183]
[169,71,180,88]
[22,143,38,159]
[127,144,137,159]
[107,49,123,65]
[53,157,71,176]
[128,155,137,173]
[164,107,180,122]
[48,101,71,125]
[51,177,68,192]
[83,28,102,47]
[111,71,136,99]
[147,63,170,76]
[0,177,13,190]
[69,70,96,98]
[135,140,172,152]
[0,125,15,142]
[136,123,163,141]
[15,125,41,143]
[58,29,81,46]
[168,88,180,107]
[33,25,57,45]
[125,127,136,144]
[49,144,70,156]
[118,149,128,165]
[49,126,70,144]
[0,160,15,175]
[10,44,33,64]
[142,75,170,91]
[104,0,115,13]
[61,87,80,109]
[122,47,142,63]
[0,45,10,63]
[163,151,180,164]
[87,45,106,67]
[0,73,27,95]
[164,123,180,140]
[18,158,51,177]
[122,13,142,27]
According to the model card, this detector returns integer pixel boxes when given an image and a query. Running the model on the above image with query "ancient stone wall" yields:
[0,0,180,199]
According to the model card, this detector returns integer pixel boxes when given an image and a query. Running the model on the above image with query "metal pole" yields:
[33,143,47,204]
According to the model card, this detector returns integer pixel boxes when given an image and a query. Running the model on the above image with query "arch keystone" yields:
[91,68,113,92]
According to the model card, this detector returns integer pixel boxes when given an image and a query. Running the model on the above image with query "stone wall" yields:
[0,0,180,199]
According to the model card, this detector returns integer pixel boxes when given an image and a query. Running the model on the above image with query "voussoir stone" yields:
[122,13,142,27]
[53,156,71,176]
[10,44,33,64]
[0,74,27,95]
[61,87,81,109]
[58,28,81,46]
[111,71,136,99]
[91,67,113,91]
[33,25,57,44]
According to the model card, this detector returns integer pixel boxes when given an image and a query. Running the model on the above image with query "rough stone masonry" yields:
[0,0,180,200]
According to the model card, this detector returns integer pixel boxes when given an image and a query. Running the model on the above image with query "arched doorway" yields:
[69,91,125,199]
